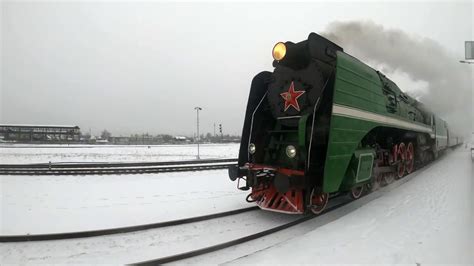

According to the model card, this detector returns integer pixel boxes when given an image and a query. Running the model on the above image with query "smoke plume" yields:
[323,21,472,136]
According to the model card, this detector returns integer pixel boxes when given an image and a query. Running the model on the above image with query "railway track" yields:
[1,160,433,265]
[131,197,352,266]
[0,206,258,242]
[0,158,237,175]
[130,159,437,265]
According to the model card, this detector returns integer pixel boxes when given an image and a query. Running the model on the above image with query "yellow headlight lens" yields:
[248,143,256,154]
[272,42,286,61]
[286,145,296,158]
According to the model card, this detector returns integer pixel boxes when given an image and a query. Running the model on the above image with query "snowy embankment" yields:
[0,143,239,164]
[222,147,473,265]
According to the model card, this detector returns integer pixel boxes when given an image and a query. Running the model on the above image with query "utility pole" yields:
[195,107,202,159]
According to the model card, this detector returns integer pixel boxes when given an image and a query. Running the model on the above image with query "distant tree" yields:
[81,132,91,140]
[101,129,112,140]
[161,134,173,142]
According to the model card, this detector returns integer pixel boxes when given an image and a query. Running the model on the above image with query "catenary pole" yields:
[194,107,202,159]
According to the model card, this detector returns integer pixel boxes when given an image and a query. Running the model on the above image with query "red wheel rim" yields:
[397,142,406,178]
[350,185,364,199]
[310,190,329,215]
[406,142,415,173]
[383,173,394,185]
[392,144,398,163]
[372,175,383,190]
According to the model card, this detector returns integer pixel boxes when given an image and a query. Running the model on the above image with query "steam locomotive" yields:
[228,32,461,214]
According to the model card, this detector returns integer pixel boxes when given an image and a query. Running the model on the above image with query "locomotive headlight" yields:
[248,143,256,154]
[272,42,286,61]
[286,145,297,158]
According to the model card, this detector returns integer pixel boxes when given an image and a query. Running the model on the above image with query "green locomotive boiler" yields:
[228,32,460,214]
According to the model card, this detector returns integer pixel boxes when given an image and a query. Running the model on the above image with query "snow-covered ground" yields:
[0,170,248,235]
[0,143,243,235]
[219,147,473,265]
[0,143,239,164]
[1,146,472,265]
[1,209,298,265]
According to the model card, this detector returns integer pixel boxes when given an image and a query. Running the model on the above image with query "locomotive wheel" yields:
[406,142,415,174]
[396,142,406,179]
[383,173,395,185]
[367,175,379,192]
[246,193,257,203]
[365,182,372,192]
[309,189,329,215]
[350,185,364,199]
[373,174,383,190]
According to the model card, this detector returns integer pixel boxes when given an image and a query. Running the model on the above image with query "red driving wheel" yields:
[309,189,329,215]
[350,185,364,199]
[406,142,415,174]
[397,142,406,178]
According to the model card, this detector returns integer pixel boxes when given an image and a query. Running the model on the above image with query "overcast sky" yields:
[1,1,473,136]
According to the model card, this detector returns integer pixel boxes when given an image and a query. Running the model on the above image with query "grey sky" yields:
[1,1,473,136]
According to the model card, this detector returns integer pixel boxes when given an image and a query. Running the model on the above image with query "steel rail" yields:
[0,158,238,175]
[131,199,352,266]
[130,155,447,266]
[0,158,238,169]
[0,207,258,242]
[0,163,237,175]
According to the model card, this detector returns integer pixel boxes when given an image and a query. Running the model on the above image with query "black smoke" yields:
[323,20,472,136]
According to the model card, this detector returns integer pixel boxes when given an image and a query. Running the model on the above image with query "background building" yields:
[0,124,81,143]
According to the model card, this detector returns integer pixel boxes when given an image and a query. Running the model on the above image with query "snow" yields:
[222,147,473,265]
[0,170,248,235]
[0,143,239,164]
[0,210,298,265]
[1,144,243,235]
[1,146,472,265]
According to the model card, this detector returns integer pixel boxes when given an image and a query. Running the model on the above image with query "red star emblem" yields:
[280,81,305,112]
